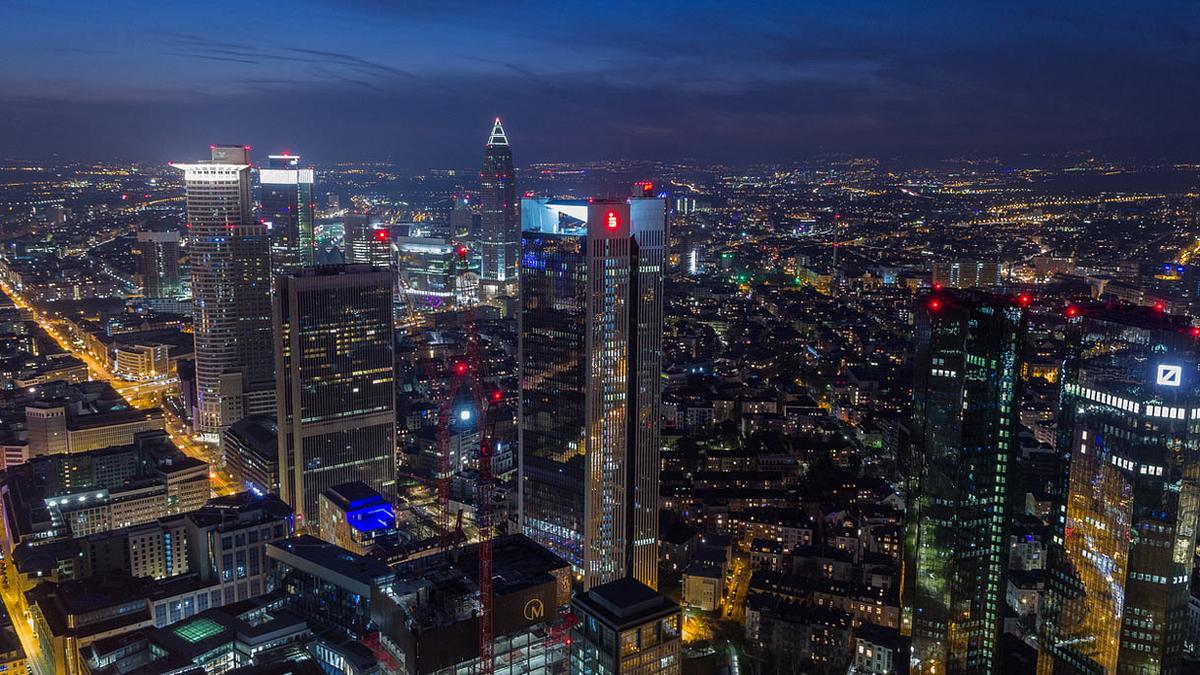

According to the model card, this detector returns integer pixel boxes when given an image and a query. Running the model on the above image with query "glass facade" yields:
[1038,306,1200,674]
[903,290,1025,674]
[480,119,519,296]
[260,154,315,275]
[519,198,663,590]
[274,266,396,529]
[171,146,273,437]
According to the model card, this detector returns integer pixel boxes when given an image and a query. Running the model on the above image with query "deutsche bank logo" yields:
[1157,365,1182,387]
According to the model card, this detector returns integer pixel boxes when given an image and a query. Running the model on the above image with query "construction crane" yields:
[428,244,499,675]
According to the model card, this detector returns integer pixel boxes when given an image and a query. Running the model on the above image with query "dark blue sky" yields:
[1,0,1197,166]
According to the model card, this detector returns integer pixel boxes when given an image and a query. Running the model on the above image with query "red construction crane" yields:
[431,244,498,675]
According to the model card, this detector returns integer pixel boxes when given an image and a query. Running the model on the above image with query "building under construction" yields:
[370,534,573,675]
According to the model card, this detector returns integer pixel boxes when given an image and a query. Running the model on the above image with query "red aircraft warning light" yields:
[1154,301,1166,312]
[928,299,942,312]
[456,245,469,258]
[1190,327,1200,338]
[373,229,389,243]
[492,390,503,402]
[1066,305,1080,318]
[1017,293,1031,307]
[454,362,468,376]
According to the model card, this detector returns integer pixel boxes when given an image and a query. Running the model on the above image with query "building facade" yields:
[903,290,1026,674]
[260,153,315,275]
[136,222,181,300]
[570,578,681,675]
[1038,305,1200,674]
[274,265,396,530]
[171,146,274,439]
[519,198,664,590]
[479,118,518,298]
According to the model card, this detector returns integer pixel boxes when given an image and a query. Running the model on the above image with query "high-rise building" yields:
[343,214,392,268]
[903,289,1026,675]
[931,258,1001,289]
[274,265,396,530]
[171,146,274,440]
[1038,305,1200,674]
[479,118,518,298]
[260,153,315,275]
[135,218,181,299]
[519,197,665,590]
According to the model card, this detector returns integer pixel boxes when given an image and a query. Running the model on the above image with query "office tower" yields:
[519,197,665,590]
[479,118,518,298]
[136,218,181,299]
[1038,305,1200,674]
[171,146,274,440]
[260,153,315,275]
[450,194,476,240]
[931,258,1001,289]
[903,289,1026,675]
[274,265,395,530]
[395,235,479,310]
[344,214,393,268]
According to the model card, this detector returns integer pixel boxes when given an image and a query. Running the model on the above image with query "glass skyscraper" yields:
[171,146,274,439]
[519,197,664,590]
[274,265,396,531]
[1038,305,1200,674]
[136,217,181,300]
[903,289,1026,674]
[260,153,315,275]
[479,118,518,299]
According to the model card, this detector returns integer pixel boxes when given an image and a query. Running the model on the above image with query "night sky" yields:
[1,0,1198,166]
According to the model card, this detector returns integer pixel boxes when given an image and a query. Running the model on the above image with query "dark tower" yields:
[479,118,518,299]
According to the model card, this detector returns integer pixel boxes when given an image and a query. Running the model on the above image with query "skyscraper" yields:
[903,289,1026,675]
[135,217,181,300]
[260,153,315,275]
[1038,305,1200,674]
[274,265,396,530]
[344,214,393,268]
[519,197,664,590]
[479,118,518,299]
[171,146,274,440]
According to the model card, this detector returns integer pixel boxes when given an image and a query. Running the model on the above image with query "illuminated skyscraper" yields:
[260,153,315,275]
[903,289,1026,675]
[274,265,396,531]
[136,217,181,299]
[344,214,393,268]
[171,146,274,439]
[479,118,518,298]
[1038,305,1200,674]
[519,197,664,590]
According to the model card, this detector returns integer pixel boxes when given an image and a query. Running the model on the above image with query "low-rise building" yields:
[571,578,682,675]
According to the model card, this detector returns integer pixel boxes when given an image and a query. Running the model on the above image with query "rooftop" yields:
[572,578,679,631]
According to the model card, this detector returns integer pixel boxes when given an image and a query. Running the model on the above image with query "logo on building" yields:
[524,598,545,621]
[1157,364,1182,387]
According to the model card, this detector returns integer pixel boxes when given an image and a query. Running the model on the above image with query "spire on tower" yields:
[486,118,509,147]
